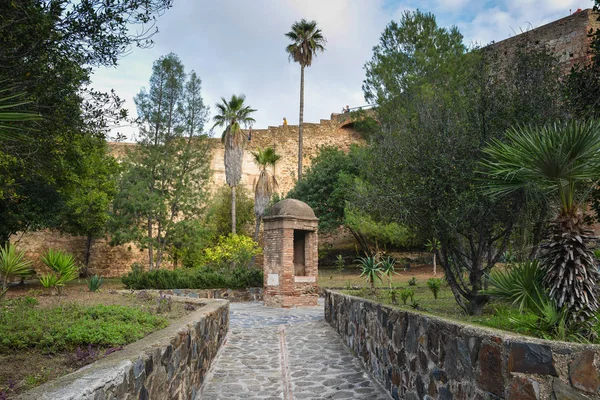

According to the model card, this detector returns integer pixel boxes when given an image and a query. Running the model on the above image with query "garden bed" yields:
[0,289,197,397]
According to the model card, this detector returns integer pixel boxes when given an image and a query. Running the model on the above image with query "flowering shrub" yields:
[203,234,261,271]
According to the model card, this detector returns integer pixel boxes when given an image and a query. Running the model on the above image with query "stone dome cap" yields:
[265,199,317,219]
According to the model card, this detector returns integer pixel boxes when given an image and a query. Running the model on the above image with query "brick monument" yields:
[262,199,319,307]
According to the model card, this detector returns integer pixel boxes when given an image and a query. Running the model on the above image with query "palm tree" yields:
[212,95,256,234]
[482,120,600,325]
[252,147,281,240]
[285,19,326,181]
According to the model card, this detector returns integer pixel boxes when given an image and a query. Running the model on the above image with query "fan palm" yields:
[252,147,281,240]
[285,19,326,181]
[482,120,600,324]
[212,95,256,234]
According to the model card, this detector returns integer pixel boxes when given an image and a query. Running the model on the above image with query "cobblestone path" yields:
[198,302,390,400]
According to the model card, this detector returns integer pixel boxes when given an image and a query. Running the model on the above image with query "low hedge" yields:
[121,267,263,290]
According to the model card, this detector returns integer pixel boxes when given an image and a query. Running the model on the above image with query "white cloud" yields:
[90,0,593,140]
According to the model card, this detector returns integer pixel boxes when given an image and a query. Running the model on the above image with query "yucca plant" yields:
[380,256,396,289]
[0,243,33,290]
[212,94,256,234]
[252,147,281,240]
[39,274,61,293]
[482,120,600,326]
[357,255,382,294]
[40,249,79,293]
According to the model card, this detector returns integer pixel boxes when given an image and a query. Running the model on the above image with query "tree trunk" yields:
[432,252,436,276]
[348,226,370,255]
[231,185,237,234]
[81,234,93,278]
[297,65,305,181]
[254,216,261,241]
[147,217,154,271]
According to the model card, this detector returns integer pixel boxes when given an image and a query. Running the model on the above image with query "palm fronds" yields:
[285,19,327,67]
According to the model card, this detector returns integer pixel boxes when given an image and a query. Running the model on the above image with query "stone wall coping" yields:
[19,293,228,400]
[325,289,600,352]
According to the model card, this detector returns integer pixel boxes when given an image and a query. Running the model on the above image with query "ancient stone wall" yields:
[19,296,228,400]
[12,114,363,277]
[488,8,599,72]
[325,290,600,400]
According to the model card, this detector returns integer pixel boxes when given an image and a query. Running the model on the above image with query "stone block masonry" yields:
[19,296,228,400]
[325,290,600,399]
[11,113,363,277]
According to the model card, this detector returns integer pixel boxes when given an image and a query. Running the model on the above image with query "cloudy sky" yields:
[91,0,593,140]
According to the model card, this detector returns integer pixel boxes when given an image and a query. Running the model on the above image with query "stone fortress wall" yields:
[488,8,599,73]
[13,114,363,277]
[10,9,600,277]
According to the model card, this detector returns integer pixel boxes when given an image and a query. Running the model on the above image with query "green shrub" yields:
[205,185,255,237]
[399,288,414,305]
[87,275,104,292]
[121,266,263,290]
[202,234,261,271]
[0,298,167,353]
[427,278,442,300]
[408,277,417,286]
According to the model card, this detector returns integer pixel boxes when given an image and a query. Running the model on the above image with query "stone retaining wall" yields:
[325,290,600,400]
[20,296,229,400]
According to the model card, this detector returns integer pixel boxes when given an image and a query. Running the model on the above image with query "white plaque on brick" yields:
[267,274,279,286]
[294,276,316,283]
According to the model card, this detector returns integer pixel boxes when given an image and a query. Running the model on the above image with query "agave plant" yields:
[482,120,600,326]
[0,243,33,290]
[357,255,382,294]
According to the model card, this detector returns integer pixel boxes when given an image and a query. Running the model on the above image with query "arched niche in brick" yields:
[262,199,319,307]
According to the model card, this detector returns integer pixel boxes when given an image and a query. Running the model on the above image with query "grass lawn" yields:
[319,264,541,340]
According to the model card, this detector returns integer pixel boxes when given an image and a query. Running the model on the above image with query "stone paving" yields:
[198,301,391,400]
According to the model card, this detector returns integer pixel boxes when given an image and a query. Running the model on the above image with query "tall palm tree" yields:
[285,19,326,181]
[482,120,600,325]
[212,94,256,234]
[252,147,281,240]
